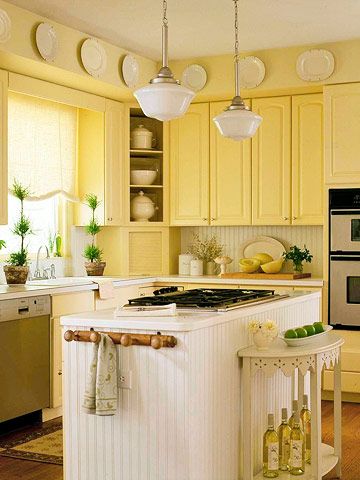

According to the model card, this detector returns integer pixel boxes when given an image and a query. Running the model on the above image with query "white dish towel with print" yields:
[82,333,118,416]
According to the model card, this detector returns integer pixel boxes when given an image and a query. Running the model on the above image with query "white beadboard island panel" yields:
[62,292,320,480]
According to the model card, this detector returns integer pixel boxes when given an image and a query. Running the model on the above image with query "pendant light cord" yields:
[162,0,169,67]
[233,0,240,97]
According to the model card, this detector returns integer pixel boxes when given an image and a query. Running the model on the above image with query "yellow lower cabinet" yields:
[209,101,252,225]
[95,285,140,310]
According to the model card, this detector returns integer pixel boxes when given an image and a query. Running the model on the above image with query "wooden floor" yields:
[0,401,359,480]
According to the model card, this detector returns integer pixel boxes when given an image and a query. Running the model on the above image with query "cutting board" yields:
[220,272,311,280]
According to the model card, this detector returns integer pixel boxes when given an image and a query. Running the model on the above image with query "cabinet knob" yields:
[202,218,208,222]
[211,217,216,221]
[107,217,113,222]
[58,370,62,376]
[292,216,297,220]
[282,217,289,221]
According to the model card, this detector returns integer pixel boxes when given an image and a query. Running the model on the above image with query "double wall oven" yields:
[329,189,360,328]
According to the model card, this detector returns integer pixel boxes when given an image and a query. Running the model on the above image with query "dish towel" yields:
[96,280,115,300]
[82,333,118,416]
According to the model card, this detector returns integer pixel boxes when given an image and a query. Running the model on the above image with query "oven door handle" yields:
[330,255,360,261]
[330,209,360,215]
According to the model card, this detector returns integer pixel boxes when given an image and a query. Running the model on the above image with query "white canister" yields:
[130,124,155,150]
[190,259,203,276]
[178,254,195,275]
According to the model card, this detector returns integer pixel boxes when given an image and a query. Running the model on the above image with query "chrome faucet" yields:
[33,245,50,279]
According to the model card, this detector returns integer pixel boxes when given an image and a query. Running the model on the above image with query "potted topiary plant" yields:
[83,193,106,276]
[283,244,313,274]
[4,181,32,284]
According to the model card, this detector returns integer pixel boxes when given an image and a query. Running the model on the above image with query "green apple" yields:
[313,322,325,334]
[284,329,298,339]
[295,327,308,338]
[303,325,316,336]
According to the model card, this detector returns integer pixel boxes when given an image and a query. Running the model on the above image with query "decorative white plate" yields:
[239,56,265,89]
[0,9,11,43]
[35,23,58,62]
[296,49,334,82]
[122,54,139,88]
[279,325,333,347]
[81,38,107,78]
[181,64,207,92]
[239,236,285,261]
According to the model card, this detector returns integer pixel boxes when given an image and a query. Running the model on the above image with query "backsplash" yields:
[181,226,324,277]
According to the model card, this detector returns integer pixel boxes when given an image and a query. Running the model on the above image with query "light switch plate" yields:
[119,370,132,389]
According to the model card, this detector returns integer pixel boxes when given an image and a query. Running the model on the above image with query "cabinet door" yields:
[51,316,62,409]
[170,103,209,225]
[252,96,291,225]
[0,70,8,225]
[105,99,124,226]
[292,94,324,225]
[209,101,252,225]
[324,83,360,184]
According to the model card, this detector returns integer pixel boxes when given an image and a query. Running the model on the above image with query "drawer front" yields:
[52,291,94,317]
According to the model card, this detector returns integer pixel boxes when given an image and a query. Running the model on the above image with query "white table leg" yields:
[310,355,322,480]
[243,357,253,480]
[298,368,304,405]
[334,350,342,478]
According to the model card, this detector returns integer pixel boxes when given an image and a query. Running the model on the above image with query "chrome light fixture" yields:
[134,0,195,121]
[213,0,262,141]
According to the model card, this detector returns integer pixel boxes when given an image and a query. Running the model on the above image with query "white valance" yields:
[8,92,78,201]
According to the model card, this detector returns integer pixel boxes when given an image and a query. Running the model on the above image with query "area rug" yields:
[0,420,63,465]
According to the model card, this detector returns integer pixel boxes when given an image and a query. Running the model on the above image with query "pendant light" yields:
[134,0,195,121]
[213,0,262,141]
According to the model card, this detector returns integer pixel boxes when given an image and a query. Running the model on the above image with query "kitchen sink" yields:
[27,277,94,287]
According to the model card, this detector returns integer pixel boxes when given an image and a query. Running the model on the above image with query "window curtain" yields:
[8,92,78,201]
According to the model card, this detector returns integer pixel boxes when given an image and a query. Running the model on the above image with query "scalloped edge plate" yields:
[239,236,285,261]
[296,49,335,82]
[239,56,265,89]
[279,325,333,347]
[181,64,207,92]
[81,38,107,78]
[36,22,58,62]
[122,54,139,88]
[0,9,11,43]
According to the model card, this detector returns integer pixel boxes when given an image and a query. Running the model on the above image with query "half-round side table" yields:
[238,334,344,479]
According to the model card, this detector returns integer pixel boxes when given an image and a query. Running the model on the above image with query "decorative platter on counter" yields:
[239,56,265,89]
[296,49,335,82]
[122,54,139,88]
[181,64,207,92]
[279,325,333,347]
[81,38,107,78]
[0,8,11,43]
[239,235,285,261]
[35,22,58,62]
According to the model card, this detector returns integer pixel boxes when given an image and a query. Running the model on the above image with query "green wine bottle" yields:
[300,394,311,464]
[277,407,291,471]
[263,413,279,478]
[289,412,305,475]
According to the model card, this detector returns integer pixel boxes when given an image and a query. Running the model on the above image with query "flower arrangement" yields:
[188,233,224,262]
[248,319,278,339]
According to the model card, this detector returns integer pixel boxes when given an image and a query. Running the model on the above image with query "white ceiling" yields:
[6,0,360,60]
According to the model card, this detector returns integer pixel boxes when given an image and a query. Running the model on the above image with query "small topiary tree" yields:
[83,194,106,276]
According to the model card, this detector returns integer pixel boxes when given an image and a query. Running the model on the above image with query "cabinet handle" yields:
[107,217,113,222]
[282,217,289,221]
[58,370,62,376]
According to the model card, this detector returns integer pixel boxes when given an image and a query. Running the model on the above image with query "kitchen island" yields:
[61,291,321,480]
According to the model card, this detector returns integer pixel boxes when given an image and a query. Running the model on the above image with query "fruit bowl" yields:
[279,325,333,347]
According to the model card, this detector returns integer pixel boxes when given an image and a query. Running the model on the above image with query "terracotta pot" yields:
[3,265,29,285]
[84,261,106,276]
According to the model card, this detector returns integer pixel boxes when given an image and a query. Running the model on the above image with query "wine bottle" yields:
[300,394,311,464]
[277,407,291,471]
[263,413,279,478]
[289,412,305,475]
[288,399,299,430]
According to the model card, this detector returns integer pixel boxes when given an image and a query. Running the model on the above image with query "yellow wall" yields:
[0,0,156,101]
[169,38,360,101]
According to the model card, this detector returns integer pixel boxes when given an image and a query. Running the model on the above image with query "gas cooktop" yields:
[127,288,288,312]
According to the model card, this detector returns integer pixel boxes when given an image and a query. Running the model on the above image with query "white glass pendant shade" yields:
[134,82,195,121]
[213,108,262,141]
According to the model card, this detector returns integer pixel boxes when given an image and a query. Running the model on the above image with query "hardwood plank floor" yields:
[0,401,359,480]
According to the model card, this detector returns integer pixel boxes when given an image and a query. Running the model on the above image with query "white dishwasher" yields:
[0,295,51,423]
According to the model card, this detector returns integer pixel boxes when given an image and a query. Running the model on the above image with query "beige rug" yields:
[0,421,63,465]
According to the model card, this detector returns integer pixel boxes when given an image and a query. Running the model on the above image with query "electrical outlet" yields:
[119,370,132,389]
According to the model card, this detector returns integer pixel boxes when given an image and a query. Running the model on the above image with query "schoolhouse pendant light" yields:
[213,0,262,141]
[134,0,195,121]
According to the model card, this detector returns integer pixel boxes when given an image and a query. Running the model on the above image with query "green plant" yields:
[188,233,224,263]
[282,245,313,273]
[83,194,102,263]
[0,239,5,250]
[54,233,62,257]
[8,180,32,266]
[48,231,55,255]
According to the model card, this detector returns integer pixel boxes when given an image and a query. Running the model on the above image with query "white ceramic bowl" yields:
[130,169,157,185]
[279,325,332,347]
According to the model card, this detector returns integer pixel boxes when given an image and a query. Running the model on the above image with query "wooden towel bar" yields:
[64,329,177,350]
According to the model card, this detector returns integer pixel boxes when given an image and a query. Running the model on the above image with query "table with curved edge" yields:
[238,334,344,480]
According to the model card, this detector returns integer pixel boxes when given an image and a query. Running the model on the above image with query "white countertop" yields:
[60,291,321,332]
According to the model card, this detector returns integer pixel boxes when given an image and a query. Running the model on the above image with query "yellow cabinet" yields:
[252,96,291,225]
[292,94,324,225]
[209,101,252,225]
[324,83,360,184]
[0,69,8,225]
[170,103,209,225]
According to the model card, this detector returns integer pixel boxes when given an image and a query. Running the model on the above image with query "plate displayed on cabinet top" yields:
[181,64,207,92]
[296,49,334,82]
[35,23,58,62]
[0,9,11,43]
[122,54,139,88]
[239,56,265,89]
[81,38,107,78]
[239,236,285,261]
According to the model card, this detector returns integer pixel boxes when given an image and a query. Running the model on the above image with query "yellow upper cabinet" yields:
[170,103,209,225]
[252,96,291,225]
[209,101,252,225]
[0,70,8,225]
[292,94,324,225]
[324,83,360,184]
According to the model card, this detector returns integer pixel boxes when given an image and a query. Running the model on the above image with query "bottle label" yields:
[290,439,303,468]
[268,442,279,470]
[282,438,290,462]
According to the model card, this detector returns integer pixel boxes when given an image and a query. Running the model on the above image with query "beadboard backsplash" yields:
[181,226,324,277]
